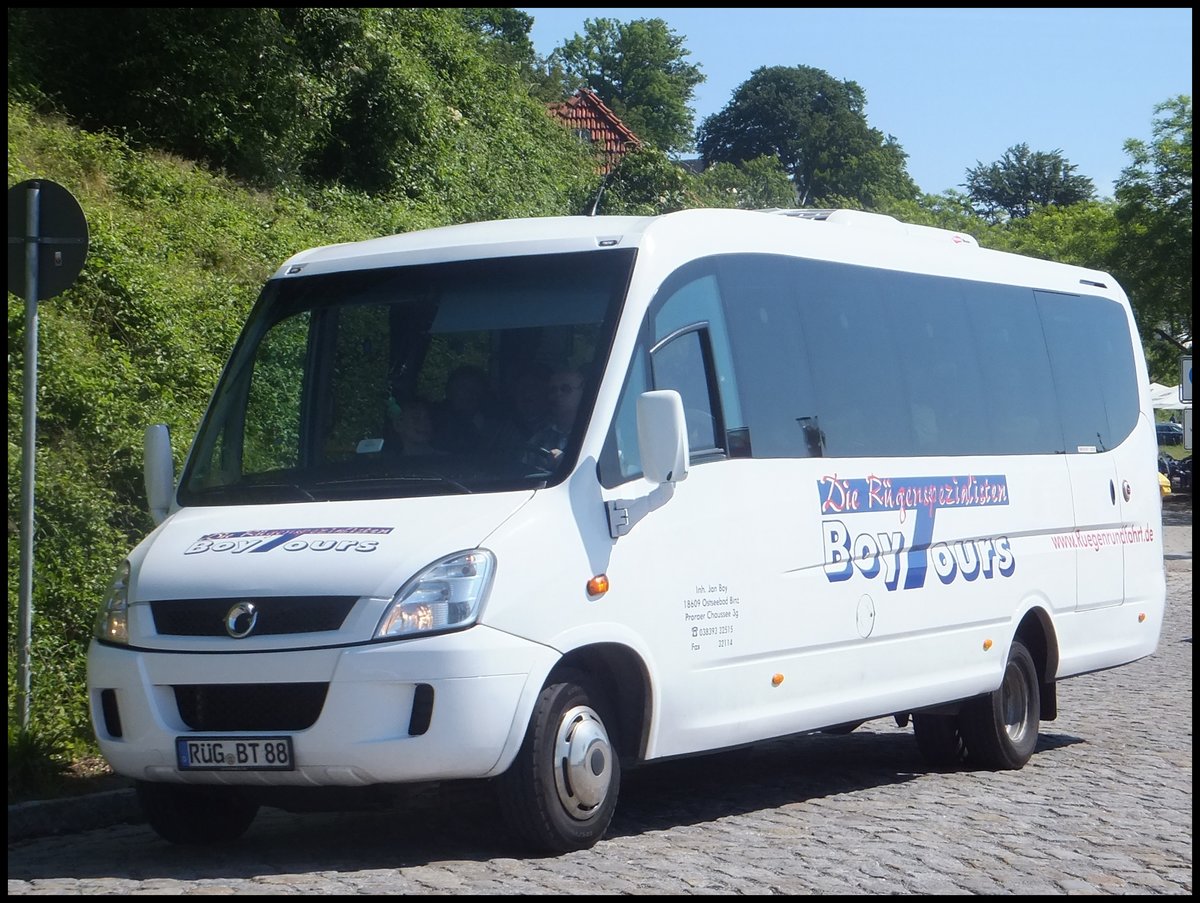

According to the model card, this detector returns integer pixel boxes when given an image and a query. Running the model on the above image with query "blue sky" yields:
[520,8,1193,199]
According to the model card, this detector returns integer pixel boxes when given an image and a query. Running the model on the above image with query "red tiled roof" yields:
[548,89,641,170]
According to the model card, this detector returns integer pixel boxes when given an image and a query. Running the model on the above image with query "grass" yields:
[7,729,130,805]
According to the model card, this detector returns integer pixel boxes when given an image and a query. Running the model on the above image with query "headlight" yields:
[94,560,131,644]
[375,550,496,639]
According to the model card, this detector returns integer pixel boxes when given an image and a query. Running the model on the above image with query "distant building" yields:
[548,88,641,174]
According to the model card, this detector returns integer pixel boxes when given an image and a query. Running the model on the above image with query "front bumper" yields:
[87,626,558,787]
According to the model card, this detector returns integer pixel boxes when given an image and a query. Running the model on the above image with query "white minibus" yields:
[88,208,1166,852]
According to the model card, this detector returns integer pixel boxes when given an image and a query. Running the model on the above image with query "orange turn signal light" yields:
[771,673,784,687]
[1138,612,1146,623]
[587,574,610,596]
[982,639,993,651]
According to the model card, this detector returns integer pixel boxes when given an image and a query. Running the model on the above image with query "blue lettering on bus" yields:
[184,526,392,555]
[819,474,1014,590]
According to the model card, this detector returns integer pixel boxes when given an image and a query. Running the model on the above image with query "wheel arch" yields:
[547,642,651,762]
[1013,605,1060,722]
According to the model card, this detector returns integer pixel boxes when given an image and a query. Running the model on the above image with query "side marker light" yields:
[771,674,784,687]
[587,575,610,596]
[982,639,993,651]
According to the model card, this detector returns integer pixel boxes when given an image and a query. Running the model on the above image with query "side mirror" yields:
[605,390,692,539]
[144,424,175,525]
[637,390,689,484]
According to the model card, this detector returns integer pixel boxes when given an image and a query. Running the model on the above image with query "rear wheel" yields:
[960,639,1041,770]
[497,678,620,853]
[137,781,259,845]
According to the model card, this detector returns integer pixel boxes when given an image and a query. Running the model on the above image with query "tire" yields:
[137,781,259,845]
[912,713,969,768]
[959,639,1041,770]
[497,678,621,853]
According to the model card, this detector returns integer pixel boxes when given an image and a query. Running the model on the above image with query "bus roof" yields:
[272,208,1118,300]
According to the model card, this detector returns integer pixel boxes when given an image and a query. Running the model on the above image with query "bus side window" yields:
[651,326,722,454]
[599,266,738,487]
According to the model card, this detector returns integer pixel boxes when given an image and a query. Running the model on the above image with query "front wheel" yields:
[497,679,620,853]
[137,781,259,844]
[960,639,1041,770]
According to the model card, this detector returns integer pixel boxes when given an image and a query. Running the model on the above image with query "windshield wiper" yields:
[312,474,474,495]
[187,481,317,502]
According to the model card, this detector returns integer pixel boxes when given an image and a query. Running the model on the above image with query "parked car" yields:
[1156,422,1184,446]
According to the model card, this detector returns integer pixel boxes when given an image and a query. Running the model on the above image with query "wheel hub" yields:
[553,704,612,819]
[1001,662,1031,744]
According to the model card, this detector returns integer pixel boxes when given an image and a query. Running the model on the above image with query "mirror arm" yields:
[605,482,675,538]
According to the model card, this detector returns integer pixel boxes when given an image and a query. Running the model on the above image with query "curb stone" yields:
[8,787,142,842]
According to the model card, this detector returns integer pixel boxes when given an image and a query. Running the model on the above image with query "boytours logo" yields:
[185,526,393,555]
[819,474,1014,591]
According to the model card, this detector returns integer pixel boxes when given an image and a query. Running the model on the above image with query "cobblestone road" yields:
[8,509,1191,895]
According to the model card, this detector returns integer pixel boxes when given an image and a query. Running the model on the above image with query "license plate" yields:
[176,736,295,771]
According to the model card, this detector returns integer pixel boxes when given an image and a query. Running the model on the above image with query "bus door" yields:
[1038,290,1135,611]
[1063,454,1125,610]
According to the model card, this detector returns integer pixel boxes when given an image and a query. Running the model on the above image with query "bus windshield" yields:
[178,249,634,505]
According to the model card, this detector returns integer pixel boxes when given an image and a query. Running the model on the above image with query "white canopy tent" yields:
[1149,382,1190,411]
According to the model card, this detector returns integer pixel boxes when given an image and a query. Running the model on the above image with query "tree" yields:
[996,200,1120,267]
[696,65,917,208]
[459,8,534,54]
[964,143,1095,223]
[878,190,996,242]
[693,157,797,210]
[593,147,693,215]
[547,17,704,155]
[8,8,324,186]
[1110,96,1192,381]
[5,8,597,205]
[458,8,538,70]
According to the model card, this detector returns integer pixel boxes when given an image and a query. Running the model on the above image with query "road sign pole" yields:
[9,178,89,732]
[18,184,41,731]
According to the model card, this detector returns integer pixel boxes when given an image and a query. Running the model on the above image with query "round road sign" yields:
[8,179,89,301]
